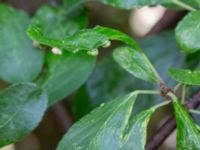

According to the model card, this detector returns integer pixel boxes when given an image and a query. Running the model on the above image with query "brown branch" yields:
[146,90,200,150]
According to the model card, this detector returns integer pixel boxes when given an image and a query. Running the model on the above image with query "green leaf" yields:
[58,91,165,150]
[113,46,160,83]
[57,92,138,150]
[121,109,154,150]
[28,25,159,83]
[173,99,200,149]
[168,68,200,85]
[95,0,200,9]
[73,30,184,119]
[0,83,48,147]
[27,25,139,53]
[175,11,200,53]
[30,5,88,38]
[0,4,44,83]
[37,51,96,105]
[138,30,185,86]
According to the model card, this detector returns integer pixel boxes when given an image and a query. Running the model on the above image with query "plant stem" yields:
[173,83,181,92]
[167,92,177,101]
[189,109,200,115]
[172,0,196,11]
[135,90,161,95]
[152,101,171,110]
[182,84,186,103]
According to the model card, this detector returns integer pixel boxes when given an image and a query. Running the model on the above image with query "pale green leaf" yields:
[113,46,160,83]
[0,83,48,147]
[176,11,200,53]
[168,68,200,85]
[173,99,200,150]
[37,51,96,105]
[0,4,44,83]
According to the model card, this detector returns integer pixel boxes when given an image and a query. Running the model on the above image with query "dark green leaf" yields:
[176,11,200,53]
[121,109,154,150]
[186,51,200,69]
[0,4,44,83]
[57,92,138,150]
[0,83,48,147]
[173,99,200,149]
[168,68,200,85]
[113,46,161,83]
[37,51,96,105]
[30,5,88,38]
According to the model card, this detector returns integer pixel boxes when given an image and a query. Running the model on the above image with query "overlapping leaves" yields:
[30,4,95,105]
[28,24,160,84]
[57,92,159,150]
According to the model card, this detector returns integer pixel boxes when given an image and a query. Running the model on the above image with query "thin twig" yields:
[146,90,200,150]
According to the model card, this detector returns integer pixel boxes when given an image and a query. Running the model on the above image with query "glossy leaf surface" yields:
[173,99,200,150]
